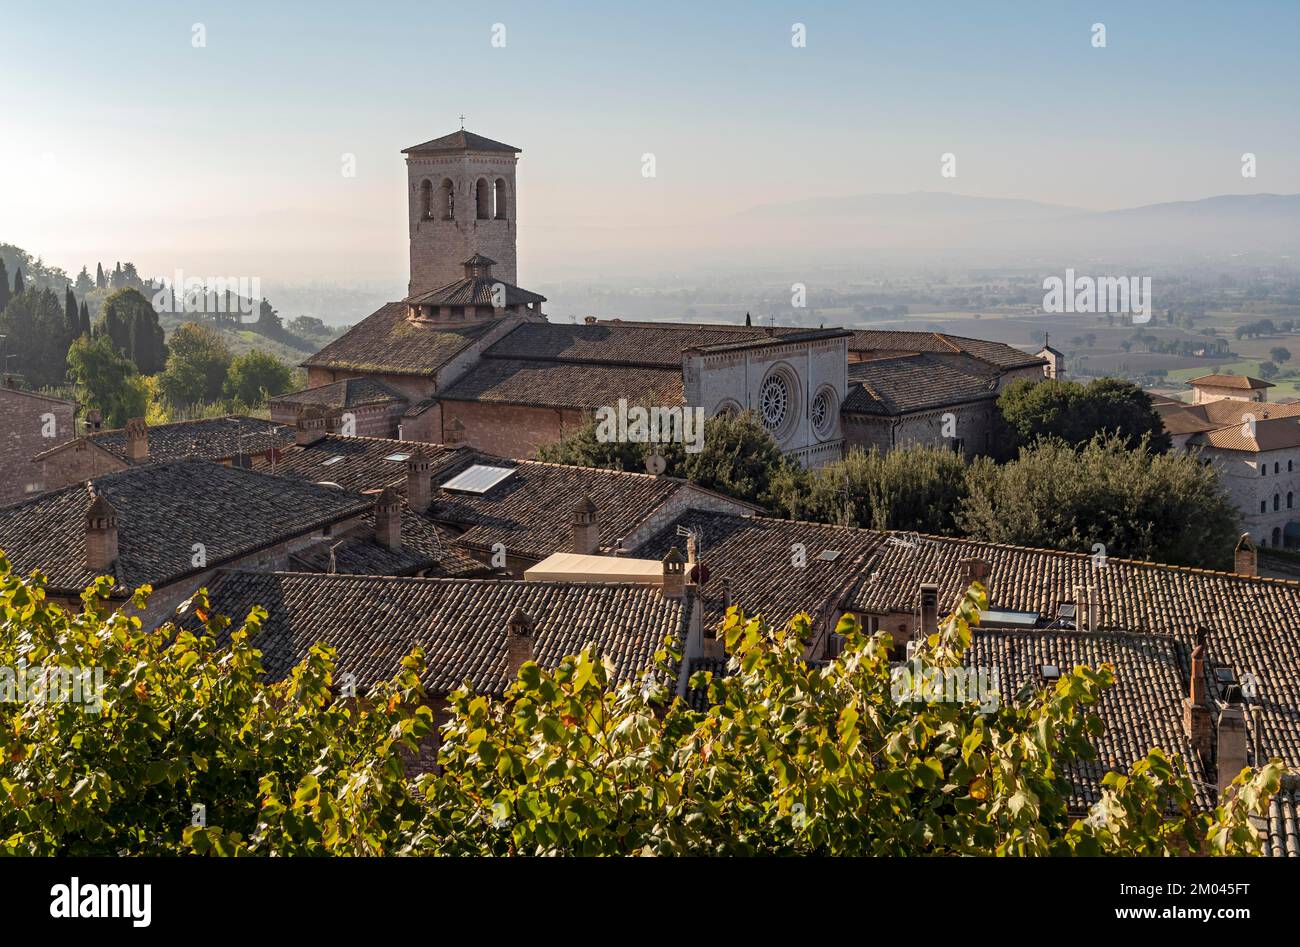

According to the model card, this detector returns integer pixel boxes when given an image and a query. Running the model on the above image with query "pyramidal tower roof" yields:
[402,130,521,155]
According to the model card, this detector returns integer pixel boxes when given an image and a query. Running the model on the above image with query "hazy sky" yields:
[3,0,1297,287]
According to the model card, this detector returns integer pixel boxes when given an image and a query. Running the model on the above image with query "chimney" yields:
[662,547,686,599]
[1073,584,1100,631]
[1216,689,1250,794]
[296,406,328,447]
[959,556,991,590]
[721,577,733,612]
[324,409,344,435]
[406,447,432,514]
[85,408,102,432]
[1183,627,1213,765]
[85,492,119,571]
[504,607,534,680]
[444,416,466,446]
[918,583,940,637]
[124,417,147,463]
[374,486,402,551]
[1234,533,1257,578]
[570,494,599,555]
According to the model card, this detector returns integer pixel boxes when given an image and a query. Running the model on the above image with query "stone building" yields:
[0,380,76,505]
[294,128,1046,467]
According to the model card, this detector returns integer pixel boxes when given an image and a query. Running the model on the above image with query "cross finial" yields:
[459,113,466,129]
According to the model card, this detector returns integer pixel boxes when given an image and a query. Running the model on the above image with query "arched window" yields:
[494,178,508,219]
[1273,526,1283,547]
[1290,460,1295,472]
[475,178,490,219]
[1275,462,1281,474]
[1274,493,1281,511]
[1289,492,1294,509]
[440,178,455,219]
[1261,465,1267,477]
[1261,500,1268,514]
[419,179,433,219]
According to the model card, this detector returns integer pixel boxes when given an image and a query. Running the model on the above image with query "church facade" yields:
[295,129,1045,468]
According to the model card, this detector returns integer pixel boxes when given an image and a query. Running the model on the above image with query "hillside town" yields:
[2,127,1298,866]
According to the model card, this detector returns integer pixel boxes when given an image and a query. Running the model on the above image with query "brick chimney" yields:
[374,486,402,550]
[918,583,940,637]
[444,417,465,446]
[504,607,534,680]
[571,494,599,555]
[296,406,328,447]
[124,417,148,463]
[1216,689,1250,794]
[1234,533,1257,578]
[85,492,119,571]
[406,447,432,514]
[662,547,686,599]
[85,408,102,432]
[1183,627,1213,765]
[959,556,991,590]
[324,409,344,436]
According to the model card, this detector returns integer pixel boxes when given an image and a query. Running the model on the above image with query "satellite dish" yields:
[645,453,667,476]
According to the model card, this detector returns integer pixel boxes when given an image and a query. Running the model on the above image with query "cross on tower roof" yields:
[458,113,465,129]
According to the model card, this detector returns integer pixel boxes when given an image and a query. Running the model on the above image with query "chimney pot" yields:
[1234,533,1258,578]
[918,583,940,637]
[959,556,991,589]
[124,417,148,463]
[406,447,432,514]
[374,486,402,551]
[662,547,686,599]
[570,494,600,555]
[85,492,119,571]
[504,607,535,680]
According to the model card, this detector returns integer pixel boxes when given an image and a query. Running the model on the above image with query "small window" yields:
[1289,492,1294,509]
[1275,494,1281,511]
[1261,500,1267,513]
[817,549,841,562]
[1276,462,1281,474]
[1261,465,1267,477]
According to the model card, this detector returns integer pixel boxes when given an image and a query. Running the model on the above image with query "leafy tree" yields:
[66,333,149,428]
[156,321,231,409]
[997,377,1170,454]
[0,561,1282,856]
[0,287,74,388]
[771,445,969,533]
[1269,347,1291,365]
[224,349,293,407]
[96,288,166,374]
[74,266,94,296]
[958,434,1240,568]
[1259,361,1278,380]
[539,409,790,507]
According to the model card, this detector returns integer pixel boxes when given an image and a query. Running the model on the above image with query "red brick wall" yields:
[37,441,127,496]
[441,401,588,458]
[0,389,78,504]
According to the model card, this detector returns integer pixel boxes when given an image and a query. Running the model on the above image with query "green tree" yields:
[0,258,9,314]
[771,445,969,533]
[997,377,1170,454]
[74,266,94,296]
[1259,361,1278,380]
[958,434,1240,568]
[96,287,166,374]
[0,287,74,387]
[156,321,231,409]
[12,267,24,294]
[1269,346,1291,365]
[66,333,149,428]
[64,286,80,339]
[539,409,790,507]
[224,349,293,407]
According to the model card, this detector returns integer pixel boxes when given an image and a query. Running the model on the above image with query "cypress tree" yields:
[13,267,24,295]
[79,300,91,337]
[96,262,105,289]
[0,259,9,314]
[745,311,752,327]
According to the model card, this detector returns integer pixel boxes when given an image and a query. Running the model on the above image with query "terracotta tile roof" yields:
[202,571,686,697]
[1190,374,1273,390]
[272,377,407,410]
[0,460,371,595]
[632,510,883,634]
[1187,416,1300,452]
[1264,782,1300,857]
[286,510,487,579]
[301,302,502,377]
[854,531,1300,771]
[254,435,467,494]
[36,416,296,466]
[843,353,1000,415]
[1160,398,1300,439]
[402,130,521,154]
[483,321,773,368]
[407,276,545,308]
[687,328,853,354]
[848,330,1044,370]
[966,628,1213,809]
[438,357,684,409]
[432,456,688,561]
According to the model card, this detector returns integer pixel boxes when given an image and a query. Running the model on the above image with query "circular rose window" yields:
[760,372,790,431]
[811,388,835,438]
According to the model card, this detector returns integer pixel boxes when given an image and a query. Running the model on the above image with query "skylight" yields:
[384,452,411,462]
[439,464,516,494]
[322,456,343,466]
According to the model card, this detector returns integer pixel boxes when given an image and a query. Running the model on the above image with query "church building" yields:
[287,129,1044,467]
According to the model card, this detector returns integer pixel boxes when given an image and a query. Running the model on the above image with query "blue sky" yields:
[2,0,1297,284]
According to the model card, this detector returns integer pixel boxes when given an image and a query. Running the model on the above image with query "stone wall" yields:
[0,387,79,504]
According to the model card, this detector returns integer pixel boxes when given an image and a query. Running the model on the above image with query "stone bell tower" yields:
[402,128,520,297]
